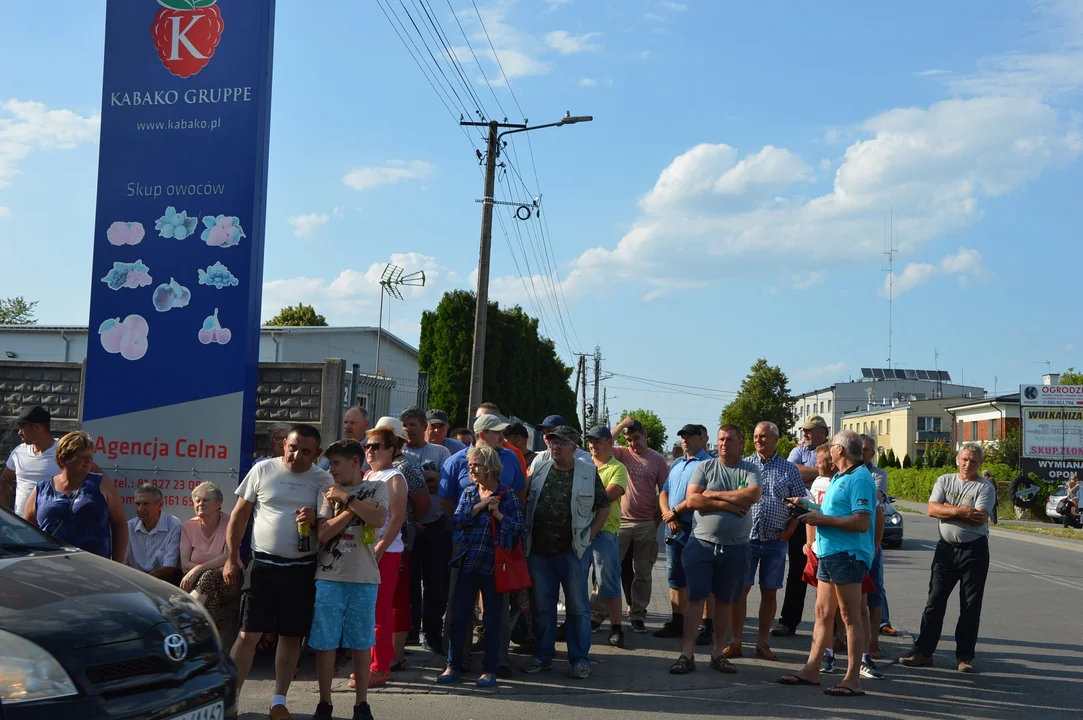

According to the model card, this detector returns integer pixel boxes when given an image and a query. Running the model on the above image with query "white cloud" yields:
[566,93,1080,291]
[916,68,949,76]
[453,5,553,81]
[638,50,651,60]
[262,253,459,325]
[798,362,847,379]
[342,160,434,191]
[659,1,689,10]
[580,77,597,87]
[0,99,99,189]
[642,289,663,302]
[881,247,992,296]
[0,206,8,218]
[794,271,825,289]
[644,12,665,22]
[1065,344,1075,352]
[545,30,601,54]
[287,213,330,238]
[332,205,344,217]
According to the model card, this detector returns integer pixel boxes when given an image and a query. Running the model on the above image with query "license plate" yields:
[171,701,224,720]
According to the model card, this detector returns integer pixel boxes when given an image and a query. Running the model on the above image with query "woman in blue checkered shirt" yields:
[438,445,525,687]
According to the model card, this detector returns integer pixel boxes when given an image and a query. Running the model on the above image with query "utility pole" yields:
[602,387,608,426]
[592,345,601,428]
[461,112,593,413]
[580,355,588,432]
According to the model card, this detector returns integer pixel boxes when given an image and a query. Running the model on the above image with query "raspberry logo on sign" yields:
[151,0,224,79]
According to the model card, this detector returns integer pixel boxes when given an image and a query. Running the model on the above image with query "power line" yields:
[470,0,526,120]
[413,0,488,117]
[445,0,508,119]
[607,371,740,396]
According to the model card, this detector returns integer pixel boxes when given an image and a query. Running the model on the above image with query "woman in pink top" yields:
[180,481,237,621]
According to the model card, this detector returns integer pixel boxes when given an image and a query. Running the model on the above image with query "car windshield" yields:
[1051,485,1068,498]
[0,507,65,554]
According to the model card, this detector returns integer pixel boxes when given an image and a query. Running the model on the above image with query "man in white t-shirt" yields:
[2,406,60,516]
[224,424,333,720]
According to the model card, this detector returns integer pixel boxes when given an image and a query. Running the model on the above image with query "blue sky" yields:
[1,0,1081,439]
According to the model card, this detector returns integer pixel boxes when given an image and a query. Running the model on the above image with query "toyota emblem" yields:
[164,633,188,662]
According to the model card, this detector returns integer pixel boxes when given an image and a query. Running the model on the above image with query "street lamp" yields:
[460,112,593,414]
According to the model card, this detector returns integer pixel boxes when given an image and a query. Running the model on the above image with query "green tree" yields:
[720,359,796,442]
[886,448,898,468]
[915,452,926,469]
[615,409,668,453]
[1059,367,1083,385]
[878,451,889,468]
[0,296,37,324]
[984,423,1021,468]
[902,454,912,468]
[265,303,327,326]
[924,439,954,468]
[418,290,578,429]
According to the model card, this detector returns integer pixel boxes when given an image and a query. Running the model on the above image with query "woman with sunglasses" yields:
[23,430,128,562]
[438,445,525,688]
[358,427,408,688]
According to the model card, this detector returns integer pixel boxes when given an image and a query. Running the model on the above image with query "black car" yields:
[0,507,237,719]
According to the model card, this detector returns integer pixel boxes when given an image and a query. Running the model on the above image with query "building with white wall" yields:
[790,367,985,440]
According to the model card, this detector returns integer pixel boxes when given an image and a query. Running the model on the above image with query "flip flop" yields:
[824,685,866,697]
[777,675,820,686]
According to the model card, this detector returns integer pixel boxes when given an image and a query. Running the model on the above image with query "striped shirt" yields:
[126,512,182,573]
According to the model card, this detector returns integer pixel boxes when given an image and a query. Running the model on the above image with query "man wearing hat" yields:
[475,403,527,475]
[654,424,712,639]
[775,414,830,637]
[522,426,611,679]
[3,406,64,515]
[425,409,467,456]
[527,415,591,476]
[585,426,630,648]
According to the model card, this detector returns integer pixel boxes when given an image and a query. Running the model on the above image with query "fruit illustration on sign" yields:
[101,260,153,290]
[201,215,245,248]
[198,308,231,345]
[106,221,145,246]
[198,261,239,289]
[99,315,150,361]
[150,0,224,79]
[155,207,198,239]
[152,278,192,312]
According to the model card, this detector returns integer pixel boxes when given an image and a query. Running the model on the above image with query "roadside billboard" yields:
[1020,384,1083,461]
[82,0,275,516]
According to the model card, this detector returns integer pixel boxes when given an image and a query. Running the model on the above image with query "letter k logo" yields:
[170,15,206,60]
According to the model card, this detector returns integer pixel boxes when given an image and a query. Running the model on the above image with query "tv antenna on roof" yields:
[374,264,426,374]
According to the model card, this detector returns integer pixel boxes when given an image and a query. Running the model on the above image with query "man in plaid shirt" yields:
[724,421,807,661]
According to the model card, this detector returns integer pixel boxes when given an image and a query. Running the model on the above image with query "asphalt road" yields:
[237,511,1083,720]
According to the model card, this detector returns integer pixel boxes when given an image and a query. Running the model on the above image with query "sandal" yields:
[777,675,820,686]
[709,655,737,674]
[824,685,866,697]
[669,654,696,674]
[721,645,743,658]
[755,644,777,661]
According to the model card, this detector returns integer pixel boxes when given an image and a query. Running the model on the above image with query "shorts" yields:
[309,579,379,651]
[589,531,622,598]
[814,551,872,588]
[681,537,750,603]
[745,539,787,589]
[240,559,317,637]
[665,534,687,590]
[802,553,875,594]
[866,549,883,608]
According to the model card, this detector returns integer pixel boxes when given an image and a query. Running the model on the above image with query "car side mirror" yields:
[887,496,896,504]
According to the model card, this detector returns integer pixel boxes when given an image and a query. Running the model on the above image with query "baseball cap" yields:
[16,405,50,427]
[426,409,450,426]
[586,425,612,440]
[374,416,408,441]
[535,414,567,431]
[503,421,529,438]
[474,414,510,433]
[677,423,699,437]
[545,426,581,446]
[800,415,828,430]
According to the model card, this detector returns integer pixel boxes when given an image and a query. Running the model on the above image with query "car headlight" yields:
[0,628,78,704]
[888,513,902,525]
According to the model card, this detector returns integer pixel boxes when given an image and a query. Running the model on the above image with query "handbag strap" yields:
[487,489,504,544]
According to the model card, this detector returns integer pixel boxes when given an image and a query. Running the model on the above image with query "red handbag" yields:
[489,495,531,594]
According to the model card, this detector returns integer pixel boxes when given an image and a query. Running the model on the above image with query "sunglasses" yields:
[363,443,385,452]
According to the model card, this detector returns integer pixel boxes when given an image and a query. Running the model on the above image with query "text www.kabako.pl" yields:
[136,118,221,132]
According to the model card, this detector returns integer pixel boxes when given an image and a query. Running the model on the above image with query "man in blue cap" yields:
[527,415,591,477]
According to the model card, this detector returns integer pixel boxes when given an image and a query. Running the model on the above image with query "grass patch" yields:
[993,524,1083,542]
[895,505,922,514]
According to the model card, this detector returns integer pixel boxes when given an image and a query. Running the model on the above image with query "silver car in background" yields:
[1046,484,1069,521]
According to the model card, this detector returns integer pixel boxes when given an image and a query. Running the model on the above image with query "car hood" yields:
[0,550,190,652]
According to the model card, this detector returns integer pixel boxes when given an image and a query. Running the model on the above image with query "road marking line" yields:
[919,542,1083,592]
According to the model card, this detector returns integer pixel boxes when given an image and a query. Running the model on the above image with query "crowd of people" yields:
[1,404,1003,719]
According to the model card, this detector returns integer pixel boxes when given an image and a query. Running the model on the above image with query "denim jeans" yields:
[869,548,891,622]
[530,550,592,667]
[446,570,501,674]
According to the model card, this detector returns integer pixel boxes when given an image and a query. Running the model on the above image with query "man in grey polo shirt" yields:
[668,424,761,675]
[900,443,995,673]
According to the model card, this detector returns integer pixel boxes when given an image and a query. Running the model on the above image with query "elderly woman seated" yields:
[179,481,238,623]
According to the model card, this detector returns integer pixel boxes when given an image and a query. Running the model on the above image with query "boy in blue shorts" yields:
[311,440,389,720]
